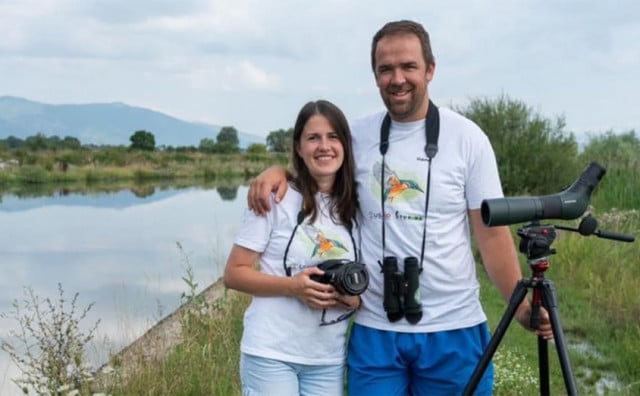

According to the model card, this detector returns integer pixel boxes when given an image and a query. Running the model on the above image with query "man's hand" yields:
[515,302,554,340]
[247,165,289,215]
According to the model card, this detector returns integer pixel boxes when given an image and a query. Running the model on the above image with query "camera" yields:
[381,256,423,324]
[310,259,370,296]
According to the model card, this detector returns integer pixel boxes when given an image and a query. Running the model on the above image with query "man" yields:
[248,20,552,395]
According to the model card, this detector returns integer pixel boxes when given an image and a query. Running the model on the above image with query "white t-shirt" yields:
[234,184,359,365]
[351,106,504,333]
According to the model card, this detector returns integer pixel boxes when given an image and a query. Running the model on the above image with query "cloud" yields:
[226,61,280,91]
[77,0,208,24]
[1,0,639,137]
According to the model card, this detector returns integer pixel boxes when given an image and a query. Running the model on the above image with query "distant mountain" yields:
[0,96,264,148]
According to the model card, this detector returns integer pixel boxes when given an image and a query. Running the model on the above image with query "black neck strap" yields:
[282,210,359,277]
[378,100,439,271]
[379,100,439,158]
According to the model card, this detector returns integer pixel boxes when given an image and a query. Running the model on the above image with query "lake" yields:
[0,182,248,395]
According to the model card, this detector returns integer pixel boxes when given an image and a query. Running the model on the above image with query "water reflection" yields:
[217,185,239,201]
[2,179,235,197]
[0,180,248,395]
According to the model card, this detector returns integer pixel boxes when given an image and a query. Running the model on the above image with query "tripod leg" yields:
[541,280,578,396]
[538,336,550,395]
[463,280,529,396]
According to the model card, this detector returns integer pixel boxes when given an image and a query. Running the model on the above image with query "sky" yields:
[1,0,638,142]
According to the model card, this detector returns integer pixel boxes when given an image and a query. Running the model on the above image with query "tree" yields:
[198,138,216,153]
[266,128,293,152]
[457,96,580,196]
[214,126,240,153]
[24,133,49,151]
[62,136,81,150]
[3,135,25,149]
[246,143,267,154]
[216,126,239,146]
[129,130,156,151]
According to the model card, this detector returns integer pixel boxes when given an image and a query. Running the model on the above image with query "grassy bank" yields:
[0,149,289,189]
[100,185,638,395]
[124,291,250,395]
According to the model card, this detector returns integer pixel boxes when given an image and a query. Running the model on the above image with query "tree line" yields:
[0,126,294,154]
[1,95,636,197]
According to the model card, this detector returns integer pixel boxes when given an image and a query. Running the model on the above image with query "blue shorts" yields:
[347,323,493,396]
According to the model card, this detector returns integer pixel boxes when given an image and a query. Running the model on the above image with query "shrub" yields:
[1,284,100,395]
[457,95,581,195]
[18,165,48,183]
[580,131,640,210]
[92,148,128,167]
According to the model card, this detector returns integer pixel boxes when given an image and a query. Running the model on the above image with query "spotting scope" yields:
[481,162,606,227]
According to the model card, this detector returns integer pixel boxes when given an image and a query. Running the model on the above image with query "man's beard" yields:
[383,93,420,121]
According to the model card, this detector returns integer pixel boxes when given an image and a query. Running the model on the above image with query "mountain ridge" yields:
[0,96,264,148]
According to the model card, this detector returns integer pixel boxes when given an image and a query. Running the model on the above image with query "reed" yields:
[0,151,289,190]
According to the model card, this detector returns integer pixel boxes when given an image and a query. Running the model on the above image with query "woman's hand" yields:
[336,294,361,311]
[290,267,339,309]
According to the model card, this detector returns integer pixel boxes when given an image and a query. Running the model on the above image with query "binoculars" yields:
[381,256,422,324]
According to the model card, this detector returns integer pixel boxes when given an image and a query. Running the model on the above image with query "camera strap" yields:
[282,209,359,277]
[282,210,306,276]
[378,100,439,271]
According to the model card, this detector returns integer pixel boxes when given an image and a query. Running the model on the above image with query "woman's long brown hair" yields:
[290,100,358,226]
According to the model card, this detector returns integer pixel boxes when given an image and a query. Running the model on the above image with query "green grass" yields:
[101,290,249,395]
[99,166,639,395]
[96,207,638,396]
[6,234,637,395]
[3,150,637,395]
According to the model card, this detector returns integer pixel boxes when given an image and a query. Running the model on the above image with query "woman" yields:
[224,100,361,395]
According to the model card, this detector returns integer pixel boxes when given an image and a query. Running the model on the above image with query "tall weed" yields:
[1,284,100,395]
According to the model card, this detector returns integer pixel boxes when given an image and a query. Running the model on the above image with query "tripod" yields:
[464,222,578,396]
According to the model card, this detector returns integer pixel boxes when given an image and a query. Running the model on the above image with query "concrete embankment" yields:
[94,279,228,387]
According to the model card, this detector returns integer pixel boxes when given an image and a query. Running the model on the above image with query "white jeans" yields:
[240,352,345,396]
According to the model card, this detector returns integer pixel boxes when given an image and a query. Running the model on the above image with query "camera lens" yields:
[312,259,369,296]
[340,262,370,296]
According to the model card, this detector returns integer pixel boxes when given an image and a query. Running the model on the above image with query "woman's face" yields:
[296,114,344,192]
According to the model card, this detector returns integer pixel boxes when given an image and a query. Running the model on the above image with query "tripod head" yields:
[518,223,557,261]
[516,214,635,274]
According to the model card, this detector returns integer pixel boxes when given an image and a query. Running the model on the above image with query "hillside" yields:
[0,96,264,148]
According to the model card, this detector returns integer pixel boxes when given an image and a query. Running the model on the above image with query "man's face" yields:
[374,33,435,122]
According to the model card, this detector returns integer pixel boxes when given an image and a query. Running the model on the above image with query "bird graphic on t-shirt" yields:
[302,224,348,257]
[374,161,424,202]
